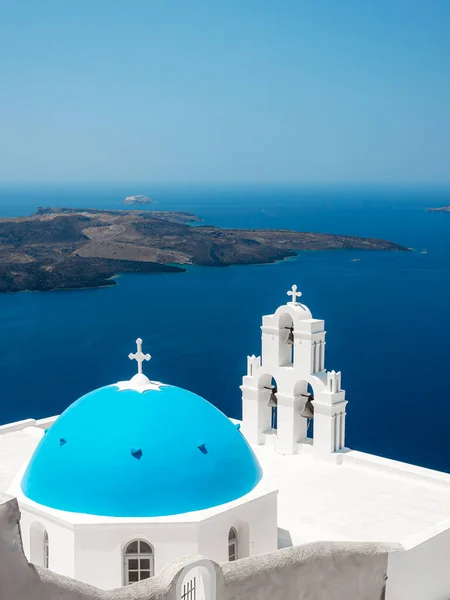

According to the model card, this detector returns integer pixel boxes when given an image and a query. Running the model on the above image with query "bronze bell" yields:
[285,326,294,345]
[300,398,314,419]
[268,391,278,407]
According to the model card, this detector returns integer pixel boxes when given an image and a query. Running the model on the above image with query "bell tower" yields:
[240,286,348,459]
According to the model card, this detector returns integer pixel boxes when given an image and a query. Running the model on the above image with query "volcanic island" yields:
[0,207,410,292]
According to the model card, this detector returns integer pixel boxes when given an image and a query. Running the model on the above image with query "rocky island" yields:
[427,206,450,212]
[122,195,153,205]
[0,208,410,292]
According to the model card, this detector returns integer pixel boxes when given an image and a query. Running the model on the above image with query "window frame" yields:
[228,527,238,562]
[123,539,154,585]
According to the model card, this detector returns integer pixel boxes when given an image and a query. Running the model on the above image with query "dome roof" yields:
[21,382,262,518]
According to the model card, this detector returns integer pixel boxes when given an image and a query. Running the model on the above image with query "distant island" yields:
[0,207,410,292]
[122,195,153,205]
[427,206,450,212]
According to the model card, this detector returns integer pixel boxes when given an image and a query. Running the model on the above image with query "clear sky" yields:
[1,0,449,185]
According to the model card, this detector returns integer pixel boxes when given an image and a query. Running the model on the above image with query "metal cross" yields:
[287,284,302,304]
[128,338,151,375]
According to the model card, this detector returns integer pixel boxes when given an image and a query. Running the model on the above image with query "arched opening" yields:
[228,527,238,561]
[123,539,154,585]
[294,381,315,443]
[177,561,217,600]
[30,522,48,568]
[43,531,49,568]
[278,312,294,367]
[259,375,278,432]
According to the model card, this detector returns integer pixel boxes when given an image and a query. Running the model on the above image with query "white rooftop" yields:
[250,440,450,551]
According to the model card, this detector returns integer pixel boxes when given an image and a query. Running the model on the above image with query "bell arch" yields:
[257,373,279,432]
[293,380,315,443]
[278,312,294,367]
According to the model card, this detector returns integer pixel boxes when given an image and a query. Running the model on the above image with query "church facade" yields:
[2,286,450,599]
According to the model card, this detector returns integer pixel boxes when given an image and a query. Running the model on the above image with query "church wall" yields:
[0,495,391,600]
[386,529,450,600]
[74,522,200,589]
[19,505,76,578]
[197,491,278,563]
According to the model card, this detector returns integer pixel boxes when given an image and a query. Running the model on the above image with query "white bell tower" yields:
[240,286,348,459]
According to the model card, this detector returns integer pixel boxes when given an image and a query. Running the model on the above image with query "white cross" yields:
[128,338,151,375]
[287,284,302,304]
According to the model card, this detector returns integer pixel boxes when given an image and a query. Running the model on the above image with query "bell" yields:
[286,330,294,345]
[268,392,278,407]
[300,399,314,419]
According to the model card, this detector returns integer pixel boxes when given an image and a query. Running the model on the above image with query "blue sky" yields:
[1,0,449,184]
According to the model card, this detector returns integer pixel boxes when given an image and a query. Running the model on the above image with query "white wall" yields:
[74,522,200,589]
[198,492,278,563]
[20,506,76,578]
[387,529,450,600]
[73,491,277,589]
[1,494,394,600]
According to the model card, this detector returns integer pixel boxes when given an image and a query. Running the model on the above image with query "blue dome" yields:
[21,384,262,517]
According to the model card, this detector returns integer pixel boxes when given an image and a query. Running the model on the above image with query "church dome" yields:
[21,365,262,518]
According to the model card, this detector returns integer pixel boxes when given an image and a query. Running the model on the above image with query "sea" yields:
[0,184,449,472]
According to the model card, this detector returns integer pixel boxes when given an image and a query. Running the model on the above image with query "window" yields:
[228,527,238,561]
[43,531,49,568]
[124,540,154,585]
[30,522,48,568]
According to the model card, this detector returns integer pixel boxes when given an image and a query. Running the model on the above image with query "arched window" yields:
[43,531,49,568]
[30,522,49,568]
[228,527,238,561]
[124,540,154,585]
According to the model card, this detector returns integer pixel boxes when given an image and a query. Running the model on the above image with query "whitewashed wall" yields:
[198,492,278,562]
[74,522,199,589]
[20,505,76,578]
[19,489,277,590]
[1,494,392,600]
[387,528,450,600]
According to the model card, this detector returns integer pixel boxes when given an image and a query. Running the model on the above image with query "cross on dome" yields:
[128,338,151,375]
[287,284,302,305]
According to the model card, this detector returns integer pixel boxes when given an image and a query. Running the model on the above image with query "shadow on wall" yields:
[0,494,395,600]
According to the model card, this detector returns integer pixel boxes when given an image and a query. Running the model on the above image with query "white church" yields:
[1,285,450,600]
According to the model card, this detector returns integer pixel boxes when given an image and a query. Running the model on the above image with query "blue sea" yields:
[0,184,449,472]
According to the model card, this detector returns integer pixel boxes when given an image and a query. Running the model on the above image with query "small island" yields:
[122,195,153,205]
[427,206,450,212]
[0,207,410,292]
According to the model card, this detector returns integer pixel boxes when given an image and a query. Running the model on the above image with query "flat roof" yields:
[0,429,40,493]
[250,441,450,550]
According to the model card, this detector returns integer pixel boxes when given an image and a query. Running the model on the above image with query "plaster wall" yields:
[20,505,76,578]
[198,491,278,562]
[0,495,392,600]
[386,528,450,600]
[74,522,199,589]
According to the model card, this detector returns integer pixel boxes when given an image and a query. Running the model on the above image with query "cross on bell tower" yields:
[287,284,302,305]
[128,338,151,375]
